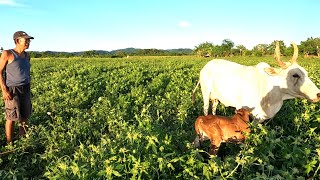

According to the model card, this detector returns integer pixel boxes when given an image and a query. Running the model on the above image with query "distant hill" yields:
[166,48,194,54]
[110,48,142,54]
[31,48,193,56]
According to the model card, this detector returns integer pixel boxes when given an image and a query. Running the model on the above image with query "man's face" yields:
[17,38,31,49]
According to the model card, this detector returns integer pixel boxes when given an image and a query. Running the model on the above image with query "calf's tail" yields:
[192,80,200,103]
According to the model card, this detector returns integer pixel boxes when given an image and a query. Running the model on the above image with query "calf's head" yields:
[234,108,250,123]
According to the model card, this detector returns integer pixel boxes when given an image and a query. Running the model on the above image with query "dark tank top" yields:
[5,49,30,87]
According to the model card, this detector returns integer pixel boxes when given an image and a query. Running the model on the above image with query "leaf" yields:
[305,159,317,174]
[203,165,212,179]
[113,170,122,177]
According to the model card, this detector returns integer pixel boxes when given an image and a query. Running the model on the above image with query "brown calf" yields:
[193,108,250,155]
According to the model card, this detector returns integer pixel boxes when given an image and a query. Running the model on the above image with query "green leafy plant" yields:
[0,56,319,179]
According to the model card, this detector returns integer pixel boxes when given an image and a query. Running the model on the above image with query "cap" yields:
[13,31,34,40]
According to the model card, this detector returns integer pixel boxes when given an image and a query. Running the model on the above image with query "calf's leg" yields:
[209,138,221,155]
[193,135,201,147]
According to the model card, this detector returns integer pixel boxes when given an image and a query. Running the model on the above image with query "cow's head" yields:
[264,41,320,102]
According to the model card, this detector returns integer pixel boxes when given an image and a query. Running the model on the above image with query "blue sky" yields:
[0,0,319,52]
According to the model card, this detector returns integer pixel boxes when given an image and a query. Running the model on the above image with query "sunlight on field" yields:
[0,56,319,179]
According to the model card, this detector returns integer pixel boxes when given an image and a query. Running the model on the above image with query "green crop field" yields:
[0,56,319,179]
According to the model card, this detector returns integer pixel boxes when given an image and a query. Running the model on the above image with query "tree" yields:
[300,37,320,57]
[115,51,127,58]
[235,45,247,56]
[252,44,268,56]
[221,39,234,56]
[82,50,98,57]
[211,45,224,57]
[266,41,285,55]
[58,52,72,58]
[29,51,42,58]
[193,42,214,57]
[41,51,55,58]
[283,45,294,57]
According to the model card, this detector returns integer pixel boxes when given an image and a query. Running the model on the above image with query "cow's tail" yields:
[192,80,200,103]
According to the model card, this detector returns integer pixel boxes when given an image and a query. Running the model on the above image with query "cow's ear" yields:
[264,67,281,76]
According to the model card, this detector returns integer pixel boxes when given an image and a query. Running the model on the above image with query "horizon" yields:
[0,0,319,52]
[22,47,194,53]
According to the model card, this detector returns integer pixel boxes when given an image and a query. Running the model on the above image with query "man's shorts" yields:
[4,84,32,121]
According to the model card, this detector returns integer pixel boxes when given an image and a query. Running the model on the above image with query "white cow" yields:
[192,42,320,122]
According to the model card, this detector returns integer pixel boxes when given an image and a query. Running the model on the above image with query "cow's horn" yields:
[274,41,287,68]
[290,42,298,63]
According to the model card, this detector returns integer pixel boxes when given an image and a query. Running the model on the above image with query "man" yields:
[0,31,34,144]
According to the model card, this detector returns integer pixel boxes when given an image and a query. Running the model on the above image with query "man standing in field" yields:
[0,31,34,144]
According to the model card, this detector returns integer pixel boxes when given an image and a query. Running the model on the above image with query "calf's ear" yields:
[264,67,281,76]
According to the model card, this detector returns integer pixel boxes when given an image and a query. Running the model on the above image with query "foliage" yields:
[20,36,320,59]
[252,44,268,56]
[194,39,235,57]
[194,37,320,58]
[300,37,320,57]
[0,56,319,179]
[235,45,247,56]
[265,41,286,55]
[221,39,234,56]
[193,42,215,57]
[28,49,193,58]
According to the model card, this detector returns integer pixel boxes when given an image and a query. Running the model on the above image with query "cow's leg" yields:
[211,99,219,115]
[202,92,210,115]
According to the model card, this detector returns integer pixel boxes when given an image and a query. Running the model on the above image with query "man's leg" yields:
[19,119,28,137]
[19,84,31,138]
[5,119,15,143]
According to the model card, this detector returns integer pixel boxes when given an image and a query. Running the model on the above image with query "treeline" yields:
[1,37,319,58]
[27,48,193,58]
[194,37,320,58]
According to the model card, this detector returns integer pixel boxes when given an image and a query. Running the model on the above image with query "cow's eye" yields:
[292,74,300,78]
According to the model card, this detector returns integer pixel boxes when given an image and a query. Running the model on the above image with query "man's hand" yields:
[2,88,12,100]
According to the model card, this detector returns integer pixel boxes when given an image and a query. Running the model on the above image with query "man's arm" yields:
[0,50,12,100]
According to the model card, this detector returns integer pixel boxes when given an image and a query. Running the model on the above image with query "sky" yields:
[0,0,319,52]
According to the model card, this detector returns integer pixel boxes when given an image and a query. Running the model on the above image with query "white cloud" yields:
[0,0,24,7]
[178,21,191,28]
